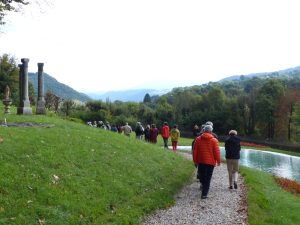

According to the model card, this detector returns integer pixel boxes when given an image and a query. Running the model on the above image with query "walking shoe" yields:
[229,186,233,189]
[234,182,238,189]
[201,195,207,199]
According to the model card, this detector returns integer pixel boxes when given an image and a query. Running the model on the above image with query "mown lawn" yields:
[241,166,300,225]
[0,108,194,224]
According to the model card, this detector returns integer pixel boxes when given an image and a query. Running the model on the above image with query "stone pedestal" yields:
[2,85,12,114]
[36,63,46,114]
[20,58,32,115]
[2,99,12,114]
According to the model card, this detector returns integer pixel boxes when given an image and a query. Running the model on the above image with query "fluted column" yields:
[20,58,32,115]
[36,63,46,114]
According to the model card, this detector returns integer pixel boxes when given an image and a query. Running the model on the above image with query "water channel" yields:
[177,146,300,182]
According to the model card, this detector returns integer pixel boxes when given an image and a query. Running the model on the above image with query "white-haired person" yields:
[225,130,241,189]
[193,125,220,199]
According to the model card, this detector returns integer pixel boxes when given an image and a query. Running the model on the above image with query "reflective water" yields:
[177,146,300,182]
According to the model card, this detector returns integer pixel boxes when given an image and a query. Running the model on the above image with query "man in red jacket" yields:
[161,122,170,149]
[193,124,220,199]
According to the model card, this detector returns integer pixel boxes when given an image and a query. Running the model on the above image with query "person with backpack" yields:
[135,122,144,140]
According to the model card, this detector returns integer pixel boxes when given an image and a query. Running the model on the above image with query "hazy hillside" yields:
[220,65,300,82]
[87,89,170,102]
[28,73,91,102]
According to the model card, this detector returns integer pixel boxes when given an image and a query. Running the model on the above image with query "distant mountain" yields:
[220,65,300,82]
[87,89,170,102]
[28,73,91,102]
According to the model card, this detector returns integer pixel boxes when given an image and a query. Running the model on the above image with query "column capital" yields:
[38,63,44,68]
[21,58,30,67]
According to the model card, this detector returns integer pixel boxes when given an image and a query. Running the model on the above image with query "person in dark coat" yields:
[225,130,241,189]
[144,124,151,142]
[135,122,144,140]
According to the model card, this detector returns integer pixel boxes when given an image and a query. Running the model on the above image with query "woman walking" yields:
[170,124,180,152]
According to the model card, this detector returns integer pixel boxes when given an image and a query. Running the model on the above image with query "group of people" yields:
[86,120,181,152]
[192,121,241,199]
[131,121,181,152]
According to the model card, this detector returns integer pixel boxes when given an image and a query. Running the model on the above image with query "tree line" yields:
[1,54,300,143]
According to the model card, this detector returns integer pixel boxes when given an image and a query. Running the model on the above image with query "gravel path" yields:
[143,152,248,225]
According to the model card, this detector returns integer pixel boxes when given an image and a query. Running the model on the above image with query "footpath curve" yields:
[143,152,248,225]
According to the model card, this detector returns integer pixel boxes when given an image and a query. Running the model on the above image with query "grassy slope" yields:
[0,111,194,224]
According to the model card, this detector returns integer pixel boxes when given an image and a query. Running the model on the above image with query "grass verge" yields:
[240,166,300,225]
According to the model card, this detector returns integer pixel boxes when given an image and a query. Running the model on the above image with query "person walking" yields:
[192,124,201,137]
[135,122,144,140]
[150,124,159,143]
[170,124,180,152]
[193,125,221,199]
[225,130,241,189]
[144,124,151,142]
[123,122,132,137]
[161,122,170,149]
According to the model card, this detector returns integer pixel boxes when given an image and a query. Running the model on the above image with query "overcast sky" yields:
[1,0,300,93]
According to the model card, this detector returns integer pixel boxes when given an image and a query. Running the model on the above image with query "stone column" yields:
[20,58,32,115]
[17,64,24,114]
[36,63,46,114]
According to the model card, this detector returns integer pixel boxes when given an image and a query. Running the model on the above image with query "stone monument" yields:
[17,58,32,115]
[17,63,24,114]
[36,63,46,114]
[2,85,12,114]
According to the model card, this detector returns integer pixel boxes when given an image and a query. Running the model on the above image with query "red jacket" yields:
[161,125,170,138]
[192,132,220,166]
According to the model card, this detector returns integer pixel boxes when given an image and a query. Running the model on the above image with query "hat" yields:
[229,130,237,135]
[203,125,213,132]
[205,121,213,127]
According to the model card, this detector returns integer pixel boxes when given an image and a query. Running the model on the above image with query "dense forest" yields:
[1,54,300,143]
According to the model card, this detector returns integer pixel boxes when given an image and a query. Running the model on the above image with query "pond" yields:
[177,146,300,182]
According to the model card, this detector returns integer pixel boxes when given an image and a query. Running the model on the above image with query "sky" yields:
[1,0,300,93]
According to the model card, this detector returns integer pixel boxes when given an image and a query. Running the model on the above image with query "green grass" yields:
[2,104,300,225]
[0,108,194,224]
[241,166,300,225]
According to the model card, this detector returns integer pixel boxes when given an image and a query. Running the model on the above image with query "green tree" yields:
[0,0,28,25]
[0,54,19,104]
[255,79,285,139]
[143,93,151,103]
[61,99,75,117]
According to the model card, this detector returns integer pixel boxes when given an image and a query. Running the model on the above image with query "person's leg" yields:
[163,138,168,148]
[174,141,177,150]
[201,164,214,198]
[226,159,234,188]
[197,164,205,189]
[232,159,239,189]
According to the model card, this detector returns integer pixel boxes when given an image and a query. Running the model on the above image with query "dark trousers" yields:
[197,164,215,197]
[163,138,168,148]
